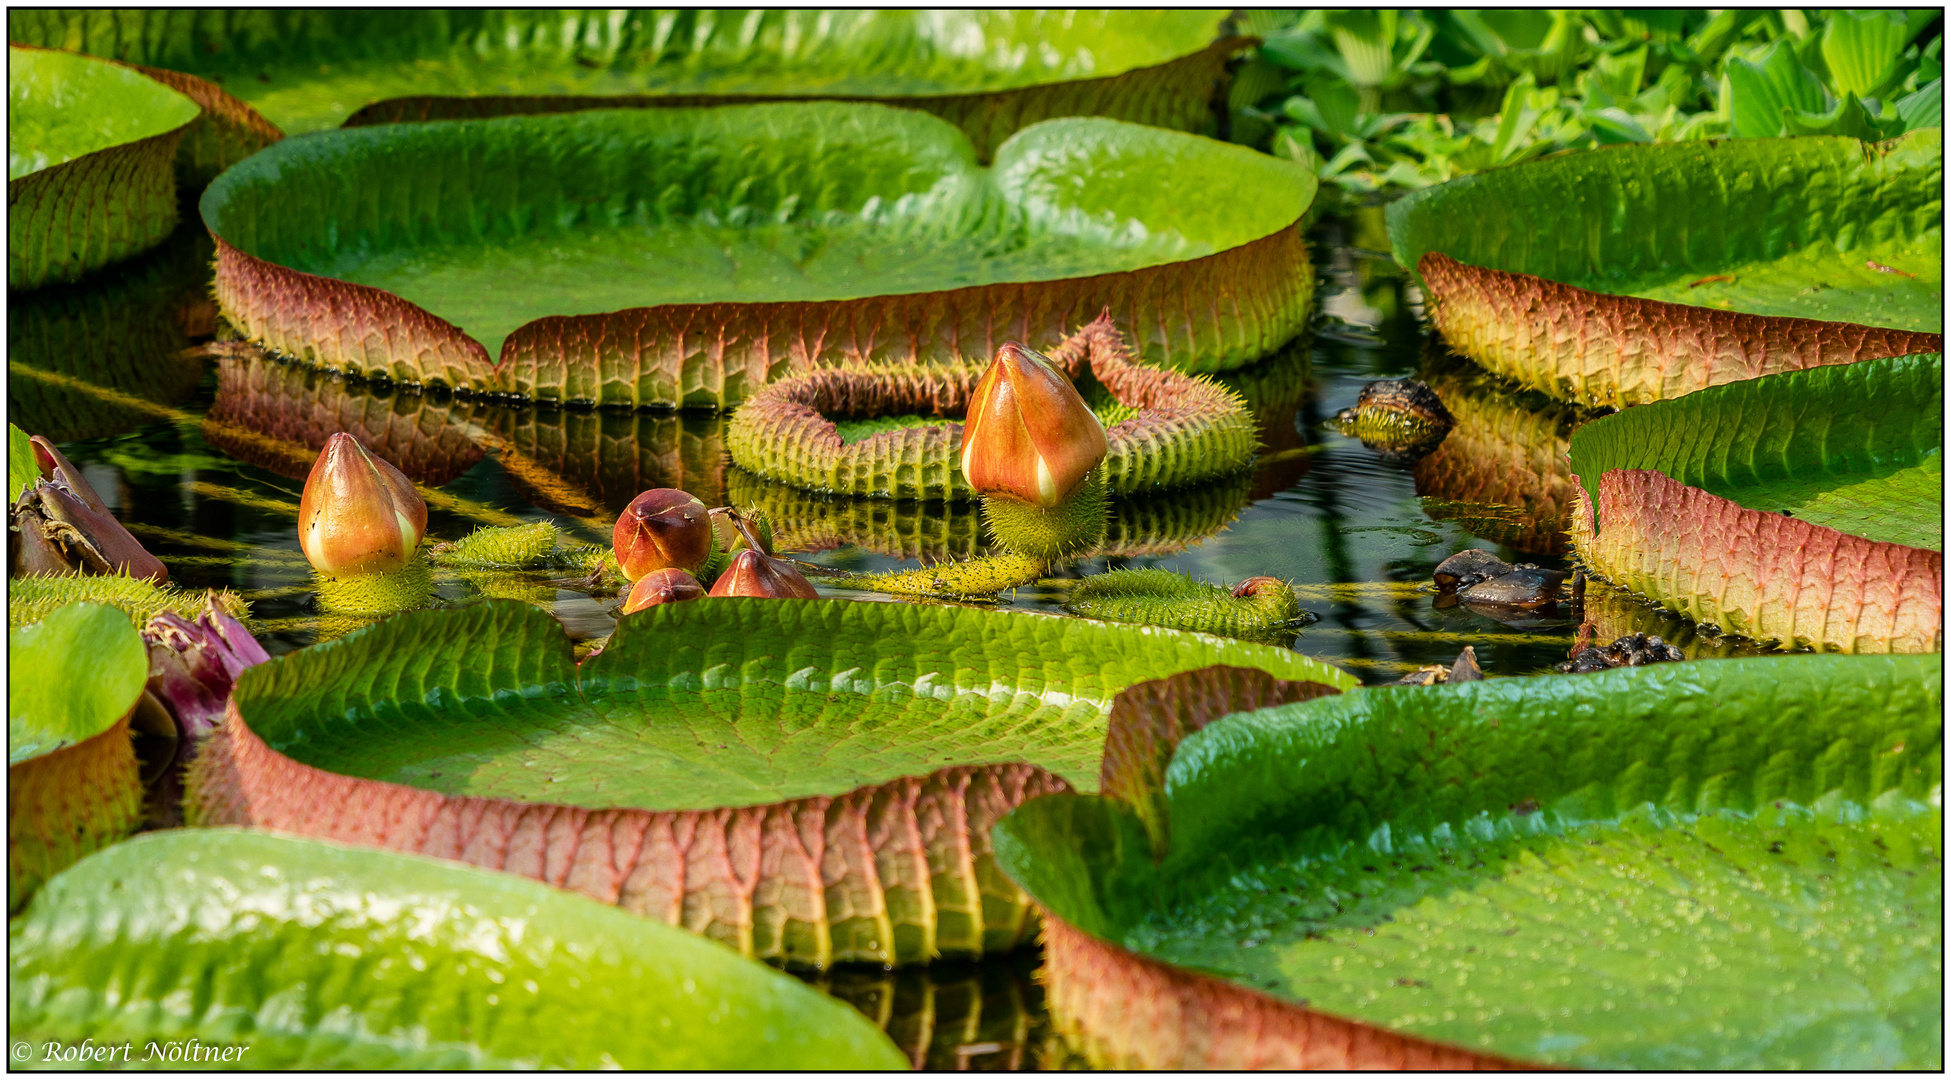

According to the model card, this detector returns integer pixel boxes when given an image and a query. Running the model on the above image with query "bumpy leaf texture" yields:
[995,654,1943,1069]
[9,829,909,1068]
[1387,132,1943,405]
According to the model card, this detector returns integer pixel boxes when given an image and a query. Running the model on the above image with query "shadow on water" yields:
[11,200,1799,1059]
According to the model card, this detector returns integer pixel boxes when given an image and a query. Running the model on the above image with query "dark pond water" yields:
[9,198,1775,1067]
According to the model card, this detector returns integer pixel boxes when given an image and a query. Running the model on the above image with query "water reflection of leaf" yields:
[1217,335,1313,499]
[471,405,730,517]
[7,221,211,443]
[202,345,486,485]
[1411,347,1583,555]
[804,954,1046,1071]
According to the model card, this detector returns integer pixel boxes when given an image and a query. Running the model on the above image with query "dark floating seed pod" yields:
[1557,632,1686,674]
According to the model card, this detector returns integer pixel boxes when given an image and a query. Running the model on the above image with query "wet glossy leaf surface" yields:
[996,654,1944,1069]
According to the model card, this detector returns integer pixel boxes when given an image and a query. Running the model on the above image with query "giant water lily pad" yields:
[7,602,148,910]
[1387,132,1944,407]
[995,657,1943,1069]
[188,599,1352,968]
[199,105,1317,406]
[8,828,908,1069]
[1569,351,1943,653]
[10,9,1241,162]
[8,44,200,289]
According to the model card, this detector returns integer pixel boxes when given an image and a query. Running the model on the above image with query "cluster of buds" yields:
[10,435,167,582]
[960,342,1108,509]
[613,493,817,614]
[298,433,428,575]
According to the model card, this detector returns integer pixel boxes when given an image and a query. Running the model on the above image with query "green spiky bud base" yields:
[314,561,434,616]
[1063,568,1304,641]
[981,470,1109,562]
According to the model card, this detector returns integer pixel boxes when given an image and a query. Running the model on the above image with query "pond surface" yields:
[9,200,1774,1066]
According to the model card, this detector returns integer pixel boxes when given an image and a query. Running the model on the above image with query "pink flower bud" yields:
[959,342,1107,508]
[613,488,712,580]
[297,433,427,575]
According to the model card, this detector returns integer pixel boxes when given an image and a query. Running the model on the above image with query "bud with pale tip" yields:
[298,433,428,575]
[959,342,1108,508]
[614,488,712,580]
[621,567,706,614]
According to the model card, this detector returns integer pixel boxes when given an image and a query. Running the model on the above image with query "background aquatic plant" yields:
[1231,8,1943,197]
[10,9,1244,161]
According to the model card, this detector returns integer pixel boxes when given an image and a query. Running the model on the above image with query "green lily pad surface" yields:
[1571,352,1944,550]
[10,10,1228,137]
[7,45,197,181]
[996,655,1943,1070]
[8,602,149,765]
[237,599,1354,811]
[202,105,1311,362]
[8,828,908,1069]
[1389,131,1944,331]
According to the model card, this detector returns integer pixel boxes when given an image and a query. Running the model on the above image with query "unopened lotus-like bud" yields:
[298,433,428,575]
[140,594,271,744]
[614,488,712,580]
[10,443,169,583]
[960,342,1107,508]
[704,510,818,599]
[621,567,706,614]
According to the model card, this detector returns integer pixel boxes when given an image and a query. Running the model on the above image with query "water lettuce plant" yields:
[8,44,200,289]
[198,105,1318,406]
[994,655,1943,1069]
[1237,10,1943,196]
[1388,130,1943,406]
[1569,351,1942,654]
[186,599,1354,969]
[8,828,909,1069]
[7,603,148,910]
[11,10,1243,160]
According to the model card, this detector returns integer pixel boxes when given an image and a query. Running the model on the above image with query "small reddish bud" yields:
[959,342,1108,508]
[298,433,428,575]
[620,567,706,614]
[704,509,817,599]
[707,549,820,599]
[1232,576,1285,598]
[614,488,712,580]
